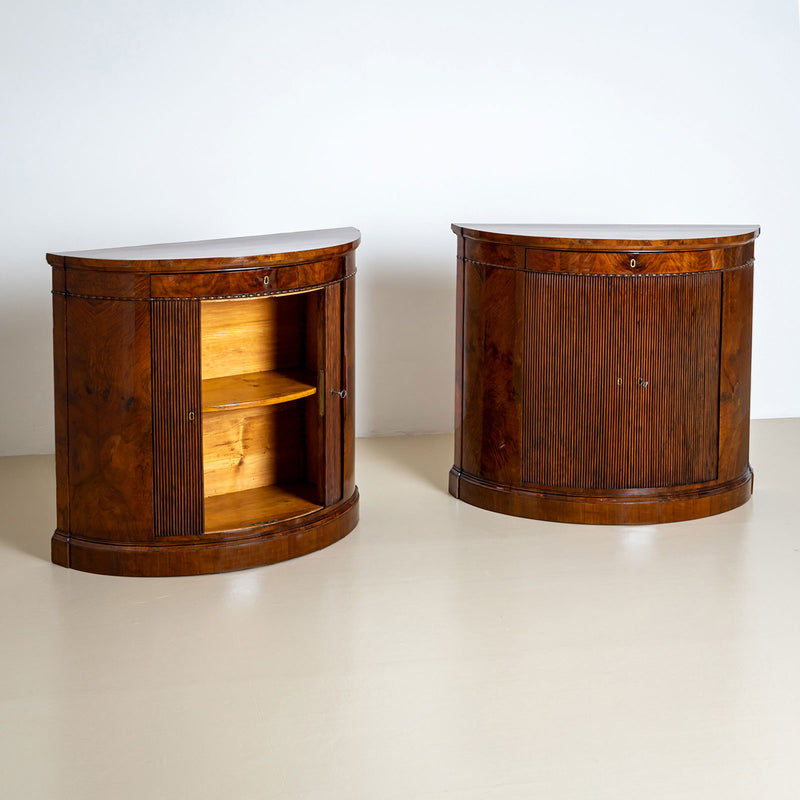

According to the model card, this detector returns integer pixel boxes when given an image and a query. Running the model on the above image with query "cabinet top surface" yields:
[48,227,361,270]
[452,224,760,250]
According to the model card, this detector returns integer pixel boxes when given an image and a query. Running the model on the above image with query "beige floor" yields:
[0,420,799,799]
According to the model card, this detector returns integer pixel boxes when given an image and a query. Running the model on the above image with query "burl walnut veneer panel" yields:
[64,296,153,542]
[450,224,758,525]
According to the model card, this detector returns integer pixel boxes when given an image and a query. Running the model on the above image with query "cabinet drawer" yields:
[525,249,721,275]
[150,258,345,298]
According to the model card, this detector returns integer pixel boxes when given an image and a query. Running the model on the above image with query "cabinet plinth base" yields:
[52,488,359,577]
[449,469,753,525]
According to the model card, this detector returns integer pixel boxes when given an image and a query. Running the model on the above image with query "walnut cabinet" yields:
[450,224,759,525]
[49,228,359,576]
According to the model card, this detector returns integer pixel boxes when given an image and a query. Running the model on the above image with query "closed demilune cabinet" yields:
[451,223,758,525]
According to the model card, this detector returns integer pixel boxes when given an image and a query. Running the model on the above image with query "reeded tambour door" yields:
[151,298,204,537]
[520,271,722,489]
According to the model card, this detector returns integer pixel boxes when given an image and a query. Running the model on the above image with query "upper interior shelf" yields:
[202,368,317,413]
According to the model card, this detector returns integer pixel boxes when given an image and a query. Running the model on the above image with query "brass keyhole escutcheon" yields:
[630,258,637,269]
[617,378,623,386]
[263,274,270,286]
[188,411,195,421]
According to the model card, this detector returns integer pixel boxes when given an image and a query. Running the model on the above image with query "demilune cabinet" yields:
[450,224,759,525]
[49,228,359,576]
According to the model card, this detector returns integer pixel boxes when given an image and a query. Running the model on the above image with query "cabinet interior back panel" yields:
[521,271,721,489]
[202,404,306,498]
[200,295,306,379]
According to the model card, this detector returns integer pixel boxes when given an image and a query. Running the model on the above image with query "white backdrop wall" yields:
[1,0,799,455]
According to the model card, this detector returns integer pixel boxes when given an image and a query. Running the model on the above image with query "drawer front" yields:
[150,258,345,298]
[525,249,723,275]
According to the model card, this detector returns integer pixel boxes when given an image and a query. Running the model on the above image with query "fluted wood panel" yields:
[152,300,203,536]
[521,272,721,489]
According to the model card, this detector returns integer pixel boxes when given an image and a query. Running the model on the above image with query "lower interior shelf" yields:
[204,482,322,533]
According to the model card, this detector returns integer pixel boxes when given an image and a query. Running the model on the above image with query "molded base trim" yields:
[449,469,753,525]
[52,488,359,577]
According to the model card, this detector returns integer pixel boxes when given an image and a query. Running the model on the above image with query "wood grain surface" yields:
[450,224,756,524]
[202,404,306,499]
[51,229,358,574]
[48,227,360,271]
[200,294,308,380]
[453,223,759,252]
[520,271,720,489]
[201,369,316,412]
[204,482,321,533]
[64,297,153,541]
[152,299,204,536]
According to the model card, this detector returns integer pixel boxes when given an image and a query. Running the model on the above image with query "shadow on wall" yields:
[0,293,54,456]
[357,263,455,439]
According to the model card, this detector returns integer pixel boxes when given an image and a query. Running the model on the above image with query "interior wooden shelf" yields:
[201,368,317,412]
[204,482,322,533]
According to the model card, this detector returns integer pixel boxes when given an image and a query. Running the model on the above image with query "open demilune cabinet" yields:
[49,228,359,576]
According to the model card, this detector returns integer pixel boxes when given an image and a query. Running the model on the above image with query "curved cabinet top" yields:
[452,224,760,252]
[47,227,361,272]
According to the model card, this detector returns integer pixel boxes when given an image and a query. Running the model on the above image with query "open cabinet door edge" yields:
[321,283,343,506]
